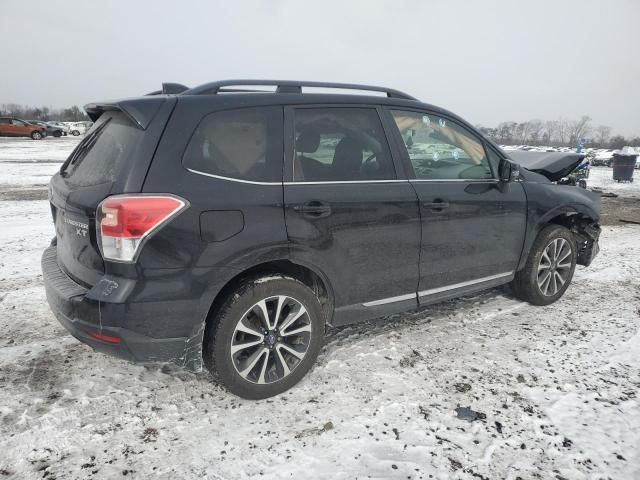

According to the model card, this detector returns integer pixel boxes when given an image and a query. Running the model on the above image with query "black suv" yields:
[42,80,601,399]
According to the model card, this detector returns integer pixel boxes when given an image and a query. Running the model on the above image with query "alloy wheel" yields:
[230,295,312,384]
[537,238,572,296]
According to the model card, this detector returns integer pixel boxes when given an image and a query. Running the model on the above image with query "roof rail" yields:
[181,80,417,100]
[146,82,190,96]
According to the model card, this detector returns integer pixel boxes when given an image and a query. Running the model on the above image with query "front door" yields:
[284,106,421,325]
[386,108,527,304]
[0,118,11,136]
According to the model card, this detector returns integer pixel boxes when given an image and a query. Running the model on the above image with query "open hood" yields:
[507,151,585,182]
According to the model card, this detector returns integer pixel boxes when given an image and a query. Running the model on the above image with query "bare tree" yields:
[544,120,559,145]
[526,119,544,145]
[594,125,612,147]
[568,115,592,146]
[609,135,626,149]
[556,118,569,145]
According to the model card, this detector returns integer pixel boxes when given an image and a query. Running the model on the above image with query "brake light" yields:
[97,195,188,262]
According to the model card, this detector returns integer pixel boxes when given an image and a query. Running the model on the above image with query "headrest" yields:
[296,128,320,153]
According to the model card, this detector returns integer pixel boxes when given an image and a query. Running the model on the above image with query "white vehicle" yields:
[69,121,93,136]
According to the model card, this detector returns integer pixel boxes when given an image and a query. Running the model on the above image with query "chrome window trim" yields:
[362,272,514,307]
[418,272,513,297]
[286,179,408,185]
[186,168,281,185]
[187,168,409,186]
[411,179,499,183]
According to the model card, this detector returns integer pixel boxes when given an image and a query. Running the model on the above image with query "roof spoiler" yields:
[84,96,168,129]
[146,82,189,96]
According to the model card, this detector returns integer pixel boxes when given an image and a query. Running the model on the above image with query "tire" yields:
[53,131,62,138]
[511,225,577,306]
[71,130,80,136]
[204,275,324,399]
[30,131,43,140]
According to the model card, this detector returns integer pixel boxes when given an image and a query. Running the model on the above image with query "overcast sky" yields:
[2,0,639,136]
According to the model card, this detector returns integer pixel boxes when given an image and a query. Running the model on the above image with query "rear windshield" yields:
[60,111,143,186]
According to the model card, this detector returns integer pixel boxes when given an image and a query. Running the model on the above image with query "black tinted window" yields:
[183,107,282,182]
[293,108,395,182]
[61,111,143,186]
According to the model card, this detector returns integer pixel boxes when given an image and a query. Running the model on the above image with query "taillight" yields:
[96,194,188,263]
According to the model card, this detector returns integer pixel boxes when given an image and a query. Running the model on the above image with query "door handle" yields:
[423,199,450,211]
[292,201,332,218]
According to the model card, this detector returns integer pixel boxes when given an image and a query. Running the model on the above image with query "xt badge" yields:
[64,217,89,237]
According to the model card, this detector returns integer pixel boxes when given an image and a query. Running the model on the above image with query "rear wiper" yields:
[61,120,110,176]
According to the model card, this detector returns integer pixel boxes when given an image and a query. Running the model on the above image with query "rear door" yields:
[385,108,527,303]
[283,105,421,325]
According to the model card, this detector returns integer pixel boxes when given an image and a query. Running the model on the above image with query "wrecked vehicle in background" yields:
[42,80,601,399]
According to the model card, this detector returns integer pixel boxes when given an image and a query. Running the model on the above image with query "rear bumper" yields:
[42,245,193,364]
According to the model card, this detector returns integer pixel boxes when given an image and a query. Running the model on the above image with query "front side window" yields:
[11,119,25,126]
[183,106,282,182]
[390,110,493,180]
[293,108,395,182]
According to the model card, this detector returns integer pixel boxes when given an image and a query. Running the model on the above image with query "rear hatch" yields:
[49,96,176,287]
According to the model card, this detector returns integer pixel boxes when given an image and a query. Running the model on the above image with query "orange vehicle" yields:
[0,117,46,139]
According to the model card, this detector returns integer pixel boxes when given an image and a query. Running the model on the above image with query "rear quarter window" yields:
[61,111,143,186]
[182,106,283,183]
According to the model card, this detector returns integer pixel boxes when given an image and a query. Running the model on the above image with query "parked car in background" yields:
[69,121,93,136]
[592,149,614,167]
[0,117,46,139]
[42,80,602,399]
[47,121,70,135]
[27,120,64,138]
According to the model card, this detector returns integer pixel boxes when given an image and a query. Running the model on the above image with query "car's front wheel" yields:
[204,276,324,399]
[71,130,80,136]
[30,131,43,140]
[511,225,577,305]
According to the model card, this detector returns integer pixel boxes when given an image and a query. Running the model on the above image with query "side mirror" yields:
[499,159,520,182]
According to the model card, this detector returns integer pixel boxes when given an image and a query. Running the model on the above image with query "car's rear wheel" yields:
[204,276,324,399]
[53,131,62,138]
[511,225,577,306]
[71,130,80,136]
[30,131,43,140]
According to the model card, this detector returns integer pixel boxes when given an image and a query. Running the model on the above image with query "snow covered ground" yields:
[588,166,640,199]
[0,138,639,479]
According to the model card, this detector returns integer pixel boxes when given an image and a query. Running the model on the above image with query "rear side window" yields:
[183,107,283,183]
[61,111,143,186]
[293,108,395,182]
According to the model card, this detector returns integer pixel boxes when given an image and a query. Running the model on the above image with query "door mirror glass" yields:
[499,159,520,182]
